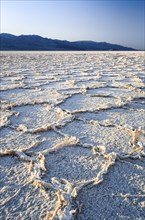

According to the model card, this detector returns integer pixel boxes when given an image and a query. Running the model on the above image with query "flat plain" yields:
[0,51,145,220]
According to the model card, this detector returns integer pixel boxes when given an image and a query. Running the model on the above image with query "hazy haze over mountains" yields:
[0,33,136,51]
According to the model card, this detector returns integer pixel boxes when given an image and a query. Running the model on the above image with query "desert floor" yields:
[0,51,145,220]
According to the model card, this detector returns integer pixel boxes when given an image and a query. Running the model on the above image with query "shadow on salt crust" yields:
[77,158,145,220]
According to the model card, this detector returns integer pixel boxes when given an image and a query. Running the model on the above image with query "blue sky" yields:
[1,0,145,50]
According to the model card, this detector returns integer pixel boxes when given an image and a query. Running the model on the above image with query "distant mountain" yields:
[0,33,136,51]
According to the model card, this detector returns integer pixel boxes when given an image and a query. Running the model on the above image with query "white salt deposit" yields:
[0,51,145,220]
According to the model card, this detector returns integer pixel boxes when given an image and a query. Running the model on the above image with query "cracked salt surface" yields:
[59,94,119,113]
[0,51,145,220]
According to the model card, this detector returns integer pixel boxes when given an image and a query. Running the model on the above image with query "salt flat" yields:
[0,51,145,220]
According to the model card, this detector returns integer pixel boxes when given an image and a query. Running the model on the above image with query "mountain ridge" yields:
[0,33,136,51]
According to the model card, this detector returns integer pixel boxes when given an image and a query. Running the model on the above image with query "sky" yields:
[1,0,145,50]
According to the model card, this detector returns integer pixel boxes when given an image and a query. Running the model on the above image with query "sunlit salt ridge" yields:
[0,52,145,220]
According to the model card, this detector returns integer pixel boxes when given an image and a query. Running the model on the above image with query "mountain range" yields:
[0,33,136,51]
